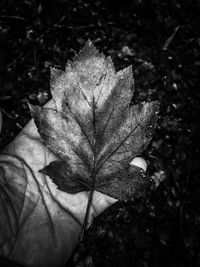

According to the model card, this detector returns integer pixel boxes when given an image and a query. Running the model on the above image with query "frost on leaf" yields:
[29,40,159,201]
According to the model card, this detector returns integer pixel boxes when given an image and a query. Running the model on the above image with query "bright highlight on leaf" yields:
[29,40,159,201]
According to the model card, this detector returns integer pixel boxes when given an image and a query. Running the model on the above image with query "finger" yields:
[0,110,2,133]
[88,191,117,225]
[130,157,147,172]
[93,191,117,213]
[91,157,147,218]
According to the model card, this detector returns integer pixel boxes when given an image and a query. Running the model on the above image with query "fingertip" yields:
[92,191,117,217]
[130,157,147,172]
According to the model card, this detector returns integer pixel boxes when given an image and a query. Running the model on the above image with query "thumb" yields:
[130,157,147,172]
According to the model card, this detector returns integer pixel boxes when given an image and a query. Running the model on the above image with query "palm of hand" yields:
[0,116,116,267]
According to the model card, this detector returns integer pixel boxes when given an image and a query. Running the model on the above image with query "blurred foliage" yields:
[0,0,200,266]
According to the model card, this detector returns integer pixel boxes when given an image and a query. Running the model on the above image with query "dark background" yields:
[0,0,200,266]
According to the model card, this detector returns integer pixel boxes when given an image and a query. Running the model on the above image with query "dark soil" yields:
[0,1,200,266]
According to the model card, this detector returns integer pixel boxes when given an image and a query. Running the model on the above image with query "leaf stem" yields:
[79,96,97,243]
[79,185,95,243]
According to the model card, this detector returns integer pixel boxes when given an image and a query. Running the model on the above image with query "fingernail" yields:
[130,157,147,172]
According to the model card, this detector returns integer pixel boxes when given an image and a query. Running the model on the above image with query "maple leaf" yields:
[29,40,159,202]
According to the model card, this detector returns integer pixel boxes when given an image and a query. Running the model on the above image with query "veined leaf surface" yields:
[30,40,159,201]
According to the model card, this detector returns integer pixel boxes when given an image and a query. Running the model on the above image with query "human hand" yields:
[0,107,147,267]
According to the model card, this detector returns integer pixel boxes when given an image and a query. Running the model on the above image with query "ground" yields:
[0,0,200,266]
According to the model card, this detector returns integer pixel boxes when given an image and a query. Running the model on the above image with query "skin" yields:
[0,109,146,267]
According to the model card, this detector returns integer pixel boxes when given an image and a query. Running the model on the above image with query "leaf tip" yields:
[28,103,41,117]
[50,66,63,83]
[73,39,101,63]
